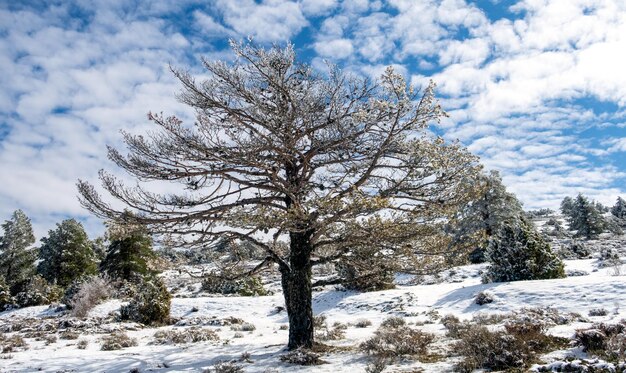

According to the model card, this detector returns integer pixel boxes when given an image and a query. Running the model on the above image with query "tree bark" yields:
[281,230,314,350]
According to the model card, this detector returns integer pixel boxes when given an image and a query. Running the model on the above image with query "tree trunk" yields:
[281,230,314,350]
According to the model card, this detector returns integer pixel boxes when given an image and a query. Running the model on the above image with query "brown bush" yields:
[100,332,137,350]
[152,327,219,344]
[360,325,434,358]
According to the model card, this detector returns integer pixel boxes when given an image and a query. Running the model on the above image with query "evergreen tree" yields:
[560,196,574,217]
[0,210,37,293]
[483,220,565,283]
[611,196,626,220]
[568,194,606,239]
[100,221,155,282]
[38,219,98,288]
[450,171,525,263]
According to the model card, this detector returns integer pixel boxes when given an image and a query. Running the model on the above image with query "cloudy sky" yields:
[1,0,625,239]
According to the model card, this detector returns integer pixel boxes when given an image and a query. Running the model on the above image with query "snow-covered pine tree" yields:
[38,219,98,288]
[560,196,575,217]
[611,196,626,220]
[483,220,565,283]
[100,220,155,282]
[567,194,606,239]
[449,170,525,263]
[0,210,37,294]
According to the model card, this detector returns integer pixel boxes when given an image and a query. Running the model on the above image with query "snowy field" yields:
[0,243,625,373]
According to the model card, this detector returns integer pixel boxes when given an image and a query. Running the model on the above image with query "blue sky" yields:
[0,0,625,239]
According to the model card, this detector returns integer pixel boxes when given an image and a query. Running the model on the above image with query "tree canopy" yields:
[0,210,37,293]
[78,42,483,349]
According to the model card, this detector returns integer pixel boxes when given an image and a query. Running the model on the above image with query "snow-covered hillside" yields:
[0,241,625,373]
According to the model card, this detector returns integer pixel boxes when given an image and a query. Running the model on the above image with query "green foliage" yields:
[100,223,155,282]
[336,246,395,292]
[449,171,525,264]
[120,275,170,325]
[611,196,626,220]
[38,219,98,288]
[484,220,565,283]
[0,210,37,294]
[0,278,14,310]
[565,194,607,239]
[14,275,63,307]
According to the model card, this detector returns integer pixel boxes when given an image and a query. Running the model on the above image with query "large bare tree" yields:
[78,42,483,349]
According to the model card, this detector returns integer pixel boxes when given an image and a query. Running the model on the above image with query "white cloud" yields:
[314,38,354,59]
[215,0,308,42]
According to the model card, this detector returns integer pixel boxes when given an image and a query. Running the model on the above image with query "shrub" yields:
[589,308,609,317]
[355,319,372,328]
[454,324,531,372]
[68,275,113,317]
[0,334,28,353]
[573,321,626,361]
[315,323,346,341]
[441,314,471,339]
[483,221,565,283]
[209,361,244,373]
[76,339,88,349]
[279,348,325,365]
[380,316,406,328]
[569,241,591,258]
[230,323,256,332]
[201,274,268,296]
[360,325,434,358]
[312,314,326,329]
[13,275,63,307]
[474,291,494,305]
[100,332,137,350]
[152,327,219,344]
[120,276,171,325]
[60,331,80,340]
[454,321,565,372]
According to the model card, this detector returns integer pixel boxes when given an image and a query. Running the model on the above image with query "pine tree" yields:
[38,219,98,288]
[611,196,626,220]
[449,171,525,263]
[483,220,565,283]
[100,221,155,282]
[560,196,574,217]
[77,42,484,350]
[0,210,37,294]
[568,194,606,239]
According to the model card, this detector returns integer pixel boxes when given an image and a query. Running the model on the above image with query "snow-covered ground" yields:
[0,241,625,372]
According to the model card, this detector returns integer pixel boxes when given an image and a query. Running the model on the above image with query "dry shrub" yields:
[209,361,244,373]
[441,314,470,339]
[315,325,346,341]
[76,339,88,349]
[355,319,372,328]
[0,334,27,353]
[100,331,137,350]
[230,322,256,332]
[474,291,494,305]
[360,325,434,358]
[69,276,113,318]
[313,314,327,329]
[454,320,566,373]
[279,348,325,366]
[589,308,609,317]
[574,321,626,361]
[60,330,80,340]
[152,327,219,345]
[380,316,406,328]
